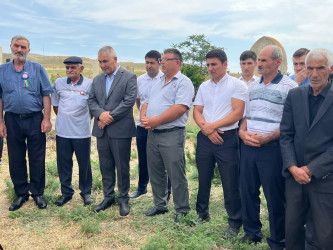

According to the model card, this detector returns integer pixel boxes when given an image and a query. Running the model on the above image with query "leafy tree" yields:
[181,64,206,92]
[172,34,224,75]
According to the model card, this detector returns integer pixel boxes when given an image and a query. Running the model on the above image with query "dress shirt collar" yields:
[67,75,83,85]
[105,65,120,78]
[259,70,283,84]
[308,79,332,98]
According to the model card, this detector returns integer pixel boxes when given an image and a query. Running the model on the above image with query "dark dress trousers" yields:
[280,81,333,250]
[88,67,137,203]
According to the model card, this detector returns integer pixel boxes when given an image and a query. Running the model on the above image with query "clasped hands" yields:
[239,130,269,147]
[98,111,114,130]
[289,165,312,185]
[200,121,224,145]
[141,116,159,130]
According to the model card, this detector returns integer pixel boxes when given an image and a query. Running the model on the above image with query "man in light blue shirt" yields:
[51,56,93,207]
[141,48,194,223]
[289,48,310,86]
[0,35,53,211]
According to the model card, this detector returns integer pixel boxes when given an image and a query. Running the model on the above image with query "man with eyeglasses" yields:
[51,56,93,207]
[0,35,54,211]
[129,50,172,200]
[141,48,194,223]
[290,48,310,86]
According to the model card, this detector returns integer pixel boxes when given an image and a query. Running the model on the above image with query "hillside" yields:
[1,53,146,76]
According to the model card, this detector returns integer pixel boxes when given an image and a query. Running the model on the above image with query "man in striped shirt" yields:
[238,45,297,249]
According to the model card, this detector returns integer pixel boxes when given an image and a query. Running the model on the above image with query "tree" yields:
[181,64,205,92]
[172,34,224,75]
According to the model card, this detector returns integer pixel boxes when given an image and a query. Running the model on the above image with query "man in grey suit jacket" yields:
[280,48,333,249]
[88,46,137,216]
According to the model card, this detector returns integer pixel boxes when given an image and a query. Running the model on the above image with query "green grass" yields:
[2,125,272,249]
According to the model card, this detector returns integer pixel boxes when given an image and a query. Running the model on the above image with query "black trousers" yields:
[5,111,46,196]
[97,133,132,203]
[56,136,92,197]
[285,177,333,250]
[196,131,242,228]
[240,141,285,250]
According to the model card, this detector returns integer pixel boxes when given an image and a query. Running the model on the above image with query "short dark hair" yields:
[240,50,257,61]
[145,50,161,61]
[293,48,310,58]
[164,48,182,62]
[206,49,227,63]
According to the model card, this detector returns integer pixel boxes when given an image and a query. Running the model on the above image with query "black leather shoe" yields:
[129,189,147,199]
[223,226,240,238]
[174,212,188,223]
[119,201,130,216]
[93,198,115,212]
[54,195,72,207]
[144,206,168,216]
[81,194,93,206]
[239,234,262,244]
[33,196,47,209]
[197,214,210,223]
[9,195,29,211]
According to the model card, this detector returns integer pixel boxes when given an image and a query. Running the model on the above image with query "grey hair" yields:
[11,35,30,48]
[98,46,117,58]
[305,48,333,68]
[271,45,283,61]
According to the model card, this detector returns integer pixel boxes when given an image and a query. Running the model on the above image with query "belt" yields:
[217,128,237,135]
[261,140,280,147]
[152,127,185,134]
[6,111,42,119]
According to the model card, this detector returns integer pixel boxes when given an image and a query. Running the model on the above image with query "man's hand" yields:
[289,166,311,184]
[294,68,308,85]
[201,122,216,136]
[147,116,161,130]
[41,118,52,133]
[300,166,313,177]
[0,121,7,138]
[141,117,152,130]
[207,130,224,145]
[239,130,260,147]
[99,111,114,125]
[253,133,270,145]
[98,120,107,130]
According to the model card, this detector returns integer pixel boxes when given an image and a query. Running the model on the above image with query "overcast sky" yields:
[1,0,332,73]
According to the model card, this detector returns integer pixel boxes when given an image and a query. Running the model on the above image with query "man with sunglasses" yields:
[51,56,93,206]
[141,48,194,222]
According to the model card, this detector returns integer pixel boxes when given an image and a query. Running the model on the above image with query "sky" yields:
[1,0,333,74]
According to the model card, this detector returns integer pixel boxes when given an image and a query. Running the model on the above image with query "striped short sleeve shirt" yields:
[246,71,298,134]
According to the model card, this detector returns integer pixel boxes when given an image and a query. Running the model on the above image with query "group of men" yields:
[0,35,332,249]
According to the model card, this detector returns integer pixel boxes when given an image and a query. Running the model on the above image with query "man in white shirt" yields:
[239,50,259,85]
[129,50,168,199]
[193,49,247,236]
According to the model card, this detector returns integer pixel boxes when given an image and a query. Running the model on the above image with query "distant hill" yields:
[1,53,146,75]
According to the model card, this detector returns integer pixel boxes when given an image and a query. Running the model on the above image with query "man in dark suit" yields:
[280,48,333,249]
[88,46,137,216]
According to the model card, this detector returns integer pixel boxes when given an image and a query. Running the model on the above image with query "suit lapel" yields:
[309,84,333,132]
[107,67,123,99]
[302,86,310,128]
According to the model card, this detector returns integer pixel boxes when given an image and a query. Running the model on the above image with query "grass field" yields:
[0,117,271,249]
[0,57,268,249]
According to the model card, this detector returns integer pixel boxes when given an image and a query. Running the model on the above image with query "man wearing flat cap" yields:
[51,56,93,206]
